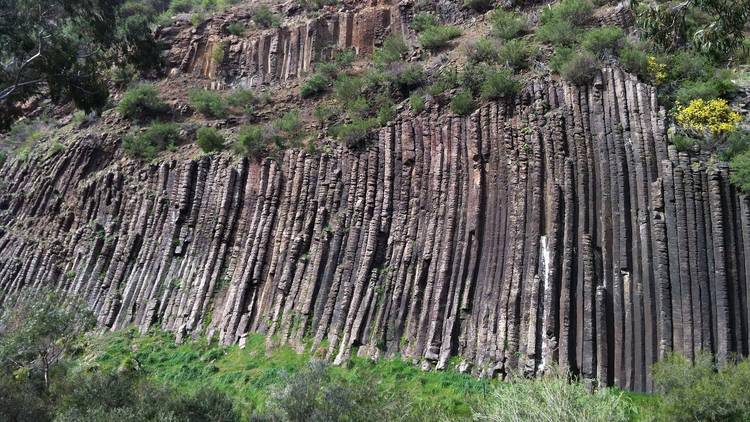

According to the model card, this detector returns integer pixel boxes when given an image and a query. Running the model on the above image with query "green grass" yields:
[82,330,489,419]
[81,329,662,420]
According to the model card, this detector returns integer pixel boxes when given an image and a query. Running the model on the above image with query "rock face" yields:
[160,3,401,87]
[1,69,749,392]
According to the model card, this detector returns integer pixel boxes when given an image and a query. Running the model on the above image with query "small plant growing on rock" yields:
[301,73,329,98]
[409,93,425,113]
[498,39,535,70]
[373,34,409,66]
[226,21,245,36]
[581,26,626,57]
[489,9,525,40]
[450,90,475,116]
[411,12,438,33]
[122,122,180,160]
[419,25,462,51]
[196,127,225,153]
[480,68,520,100]
[466,37,501,64]
[188,89,227,118]
[252,5,280,29]
[235,125,267,158]
[118,84,168,121]
[331,118,379,149]
[560,51,599,86]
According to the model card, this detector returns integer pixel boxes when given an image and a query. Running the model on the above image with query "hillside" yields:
[1,0,750,407]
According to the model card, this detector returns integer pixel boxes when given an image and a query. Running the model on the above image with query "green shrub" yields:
[227,89,255,110]
[652,353,750,421]
[196,127,225,153]
[169,0,194,14]
[313,105,336,124]
[0,150,6,168]
[188,89,227,118]
[252,5,280,28]
[301,0,336,11]
[721,130,750,161]
[480,68,520,100]
[274,110,303,139]
[668,51,713,82]
[212,41,226,64]
[332,118,378,149]
[671,133,698,152]
[461,63,490,96]
[489,9,525,40]
[427,67,460,96]
[334,74,365,104]
[118,85,168,120]
[674,73,736,104]
[419,25,462,51]
[411,12,438,32]
[581,26,625,57]
[226,21,245,36]
[466,37,501,64]
[450,90,475,116]
[498,39,534,70]
[536,19,581,46]
[333,48,356,68]
[540,0,593,27]
[409,93,425,113]
[235,125,268,158]
[474,366,632,422]
[190,12,205,26]
[561,52,599,86]
[301,73,329,98]
[122,122,180,160]
[373,34,408,66]
[377,103,396,126]
[549,47,574,73]
[619,45,649,78]
[389,63,425,94]
[463,0,493,12]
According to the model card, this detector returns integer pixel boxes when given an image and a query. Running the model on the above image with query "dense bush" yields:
[619,45,649,79]
[332,118,379,149]
[549,47,574,73]
[560,52,599,86]
[189,89,227,118]
[461,63,490,96]
[122,122,181,160]
[252,5,280,28]
[536,19,581,46]
[118,85,168,120]
[301,73,329,98]
[466,37,501,64]
[419,25,462,51]
[489,9,525,40]
[227,88,255,112]
[652,353,750,421]
[427,67,459,96]
[674,73,736,104]
[196,127,225,153]
[475,367,633,422]
[498,39,534,70]
[581,26,625,57]
[451,90,475,116]
[226,21,245,36]
[373,34,408,66]
[235,125,267,158]
[480,68,520,100]
[388,62,425,94]
[409,93,425,113]
[674,98,742,139]
[540,0,593,27]
[411,12,438,33]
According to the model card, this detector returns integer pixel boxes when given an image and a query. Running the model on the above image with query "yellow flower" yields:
[647,56,667,84]
[675,98,742,136]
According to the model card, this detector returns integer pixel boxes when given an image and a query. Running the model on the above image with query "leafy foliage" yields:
[411,12,438,33]
[451,90,475,116]
[419,25,462,51]
[489,9,526,40]
[498,39,535,70]
[560,52,599,86]
[373,35,409,66]
[189,89,227,118]
[675,98,742,138]
[122,122,181,160]
[474,366,633,422]
[581,26,626,57]
[480,68,520,100]
[196,127,225,153]
[252,5,280,28]
[118,85,169,121]
[652,352,750,421]
[301,73,330,98]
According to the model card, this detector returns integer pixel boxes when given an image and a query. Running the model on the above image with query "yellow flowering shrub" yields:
[675,98,742,136]
[647,55,666,84]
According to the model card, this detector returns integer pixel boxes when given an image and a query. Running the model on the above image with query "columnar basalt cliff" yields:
[1,68,748,392]
[161,3,402,86]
